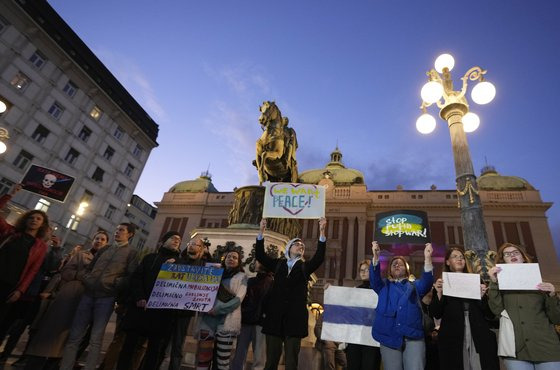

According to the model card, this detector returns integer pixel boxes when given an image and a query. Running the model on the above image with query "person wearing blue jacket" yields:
[370,241,433,370]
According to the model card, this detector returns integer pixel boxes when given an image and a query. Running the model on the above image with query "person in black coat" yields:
[429,247,499,370]
[255,217,327,370]
[116,231,183,370]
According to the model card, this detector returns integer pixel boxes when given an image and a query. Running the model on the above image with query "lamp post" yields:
[416,53,496,273]
[60,202,89,248]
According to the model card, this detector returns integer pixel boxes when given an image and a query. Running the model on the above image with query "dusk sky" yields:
[48,0,560,257]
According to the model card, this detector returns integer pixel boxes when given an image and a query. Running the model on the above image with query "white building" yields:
[0,0,159,248]
[125,194,157,251]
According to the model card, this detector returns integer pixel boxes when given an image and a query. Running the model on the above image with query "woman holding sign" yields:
[370,241,433,370]
[429,247,499,370]
[488,243,560,369]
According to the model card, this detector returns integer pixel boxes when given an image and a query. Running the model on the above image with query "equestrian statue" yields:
[253,101,299,184]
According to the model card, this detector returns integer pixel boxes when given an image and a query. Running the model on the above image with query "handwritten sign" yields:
[442,272,481,300]
[374,210,430,244]
[147,264,223,312]
[262,182,325,219]
[496,263,542,290]
[21,164,75,202]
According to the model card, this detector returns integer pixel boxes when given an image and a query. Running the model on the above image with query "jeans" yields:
[60,294,115,370]
[231,324,266,370]
[504,359,560,370]
[380,338,425,370]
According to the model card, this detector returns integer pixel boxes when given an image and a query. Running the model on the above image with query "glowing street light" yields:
[0,127,9,154]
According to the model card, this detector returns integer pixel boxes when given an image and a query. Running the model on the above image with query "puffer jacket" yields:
[82,242,137,298]
[370,262,433,349]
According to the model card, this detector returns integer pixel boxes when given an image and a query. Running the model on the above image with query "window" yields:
[64,148,80,165]
[89,106,102,121]
[124,163,134,177]
[48,102,64,120]
[103,146,115,160]
[104,205,116,220]
[411,194,416,199]
[137,238,146,250]
[29,50,47,69]
[34,198,51,212]
[13,150,33,170]
[0,16,8,34]
[81,189,94,203]
[113,126,124,140]
[384,195,389,199]
[10,72,30,91]
[377,195,383,199]
[31,125,50,143]
[446,194,451,199]
[78,126,92,142]
[418,194,423,199]
[63,80,78,97]
[132,144,143,158]
[115,183,126,198]
[66,215,79,230]
[91,167,104,182]
[0,178,14,195]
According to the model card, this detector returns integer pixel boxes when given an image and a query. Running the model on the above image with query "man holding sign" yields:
[256,217,327,370]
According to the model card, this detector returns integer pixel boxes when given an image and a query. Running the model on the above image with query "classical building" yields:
[0,0,158,248]
[147,148,559,303]
[125,194,157,252]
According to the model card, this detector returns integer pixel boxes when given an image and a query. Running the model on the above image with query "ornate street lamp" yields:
[416,53,496,273]
[0,127,8,154]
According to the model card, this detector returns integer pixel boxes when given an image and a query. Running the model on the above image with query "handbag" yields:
[497,309,516,357]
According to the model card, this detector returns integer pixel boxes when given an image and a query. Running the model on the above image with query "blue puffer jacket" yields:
[370,263,433,350]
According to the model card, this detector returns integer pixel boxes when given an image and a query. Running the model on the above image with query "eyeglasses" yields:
[359,268,369,273]
[449,255,465,261]
[292,241,305,247]
[503,250,521,258]
[391,262,405,268]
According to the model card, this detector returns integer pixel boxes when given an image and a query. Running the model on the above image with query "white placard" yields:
[442,272,481,300]
[262,182,326,219]
[496,263,542,290]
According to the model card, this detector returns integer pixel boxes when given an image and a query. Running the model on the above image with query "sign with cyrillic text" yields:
[263,182,326,219]
[147,264,223,312]
[374,210,430,244]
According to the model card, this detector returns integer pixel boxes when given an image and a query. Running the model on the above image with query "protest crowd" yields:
[1,183,560,370]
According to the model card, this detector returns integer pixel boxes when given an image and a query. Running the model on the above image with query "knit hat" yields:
[161,231,181,244]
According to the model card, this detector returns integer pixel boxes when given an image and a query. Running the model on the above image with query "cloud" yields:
[92,47,167,122]
[203,62,272,97]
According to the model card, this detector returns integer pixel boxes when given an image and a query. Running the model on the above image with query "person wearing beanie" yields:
[116,231,183,370]
[256,217,327,370]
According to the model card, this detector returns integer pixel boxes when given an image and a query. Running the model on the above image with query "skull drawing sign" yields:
[21,164,75,202]
[42,173,57,188]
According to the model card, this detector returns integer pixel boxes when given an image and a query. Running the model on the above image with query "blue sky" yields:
[48,0,560,256]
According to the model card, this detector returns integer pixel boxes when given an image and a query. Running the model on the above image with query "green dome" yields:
[169,172,219,193]
[477,166,534,191]
[298,147,365,185]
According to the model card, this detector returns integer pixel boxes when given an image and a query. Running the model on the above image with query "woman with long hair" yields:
[370,241,433,370]
[23,230,110,369]
[429,247,499,370]
[488,243,560,369]
[197,249,247,370]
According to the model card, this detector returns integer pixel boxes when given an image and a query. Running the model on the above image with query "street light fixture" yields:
[61,202,89,247]
[416,53,496,273]
[0,127,8,154]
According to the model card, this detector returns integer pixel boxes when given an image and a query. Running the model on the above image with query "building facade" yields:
[0,0,158,248]
[147,148,559,304]
[125,194,157,252]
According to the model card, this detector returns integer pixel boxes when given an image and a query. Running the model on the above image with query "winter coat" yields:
[0,194,48,295]
[430,291,499,370]
[241,272,274,326]
[370,262,433,349]
[488,281,560,362]
[255,237,326,338]
[82,242,137,298]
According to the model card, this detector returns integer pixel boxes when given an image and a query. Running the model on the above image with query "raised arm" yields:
[414,243,434,296]
[305,217,327,275]
[255,219,277,273]
[369,241,385,293]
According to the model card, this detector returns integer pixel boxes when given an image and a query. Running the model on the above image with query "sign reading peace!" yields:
[262,182,326,219]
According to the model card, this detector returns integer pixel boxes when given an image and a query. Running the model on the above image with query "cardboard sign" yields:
[262,182,325,219]
[374,210,430,244]
[21,164,75,202]
[147,264,223,312]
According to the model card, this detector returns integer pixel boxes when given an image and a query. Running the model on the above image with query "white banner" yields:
[322,286,379,347]
[442,272,481,300]
[497,263,542,290]
[262,182,326,219]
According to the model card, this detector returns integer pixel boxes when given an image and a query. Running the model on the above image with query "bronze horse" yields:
[253,101,298,184]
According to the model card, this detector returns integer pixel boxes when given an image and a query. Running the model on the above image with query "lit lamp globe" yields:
[416,113,436,134]
[462,112,480,133]
[434,53,455,73]
[471,81,496,105]
[0,101,7,113]
[421,81,443,104]
[0,141,6,154]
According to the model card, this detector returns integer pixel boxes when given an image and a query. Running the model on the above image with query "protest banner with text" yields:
[263,182,326,219]
[21,164,75,202]
[374,209,430,244]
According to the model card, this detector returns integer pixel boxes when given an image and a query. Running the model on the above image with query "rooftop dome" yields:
[298,147,365,185]
[477,165,534,190]
[169,171,219,193]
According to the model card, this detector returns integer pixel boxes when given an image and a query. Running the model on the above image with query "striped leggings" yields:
[197,331,236,370]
